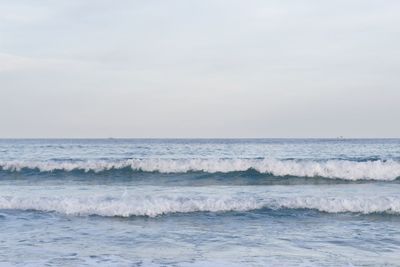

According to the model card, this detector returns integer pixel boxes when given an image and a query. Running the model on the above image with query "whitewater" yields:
[1,158,400,180]
[1,139,400,266]
[1,186,400,217]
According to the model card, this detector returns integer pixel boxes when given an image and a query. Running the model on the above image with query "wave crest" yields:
[1,195,399,217]
[1,159,400,181]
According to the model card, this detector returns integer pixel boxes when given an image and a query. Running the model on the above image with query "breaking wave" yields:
[1,194,399,217]
[1,158,400,181]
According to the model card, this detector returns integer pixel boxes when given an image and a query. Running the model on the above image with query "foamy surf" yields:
[1,194,399,217]
[1,158,400,181]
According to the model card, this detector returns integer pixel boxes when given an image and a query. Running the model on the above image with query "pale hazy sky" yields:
[1,0,399,138]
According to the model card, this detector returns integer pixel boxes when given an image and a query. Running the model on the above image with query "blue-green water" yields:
[1,139,400,266]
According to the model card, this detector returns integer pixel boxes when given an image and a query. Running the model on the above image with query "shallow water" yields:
[0,139,400,266]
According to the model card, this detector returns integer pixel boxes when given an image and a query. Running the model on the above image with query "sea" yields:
[0,138,399,266]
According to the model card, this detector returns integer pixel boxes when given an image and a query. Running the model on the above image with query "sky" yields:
[0,0,399,138]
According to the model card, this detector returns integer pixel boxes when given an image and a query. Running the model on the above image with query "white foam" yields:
[0,195,262,217]
[1,158,400,181]
[1,194,399,217]
[274,196,400,214]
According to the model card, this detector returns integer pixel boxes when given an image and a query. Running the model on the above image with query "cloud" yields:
[0,53,42,72]
[0,2,53,24]
[0,53,102,73]
[0,0,399,137]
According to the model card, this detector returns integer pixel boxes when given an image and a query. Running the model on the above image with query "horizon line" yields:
[0,137,399,140]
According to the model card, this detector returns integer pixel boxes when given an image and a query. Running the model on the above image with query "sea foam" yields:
[1,158,400,181]
[1,194,399,217]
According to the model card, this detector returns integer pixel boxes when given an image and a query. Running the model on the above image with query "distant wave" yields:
[1,158,400,181]
[1,195,399,217]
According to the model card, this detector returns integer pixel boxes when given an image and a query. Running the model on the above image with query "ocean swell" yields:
[1,158,400,181]
[1,195,400,217]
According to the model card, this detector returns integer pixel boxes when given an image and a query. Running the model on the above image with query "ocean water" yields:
[1,139,400,266]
